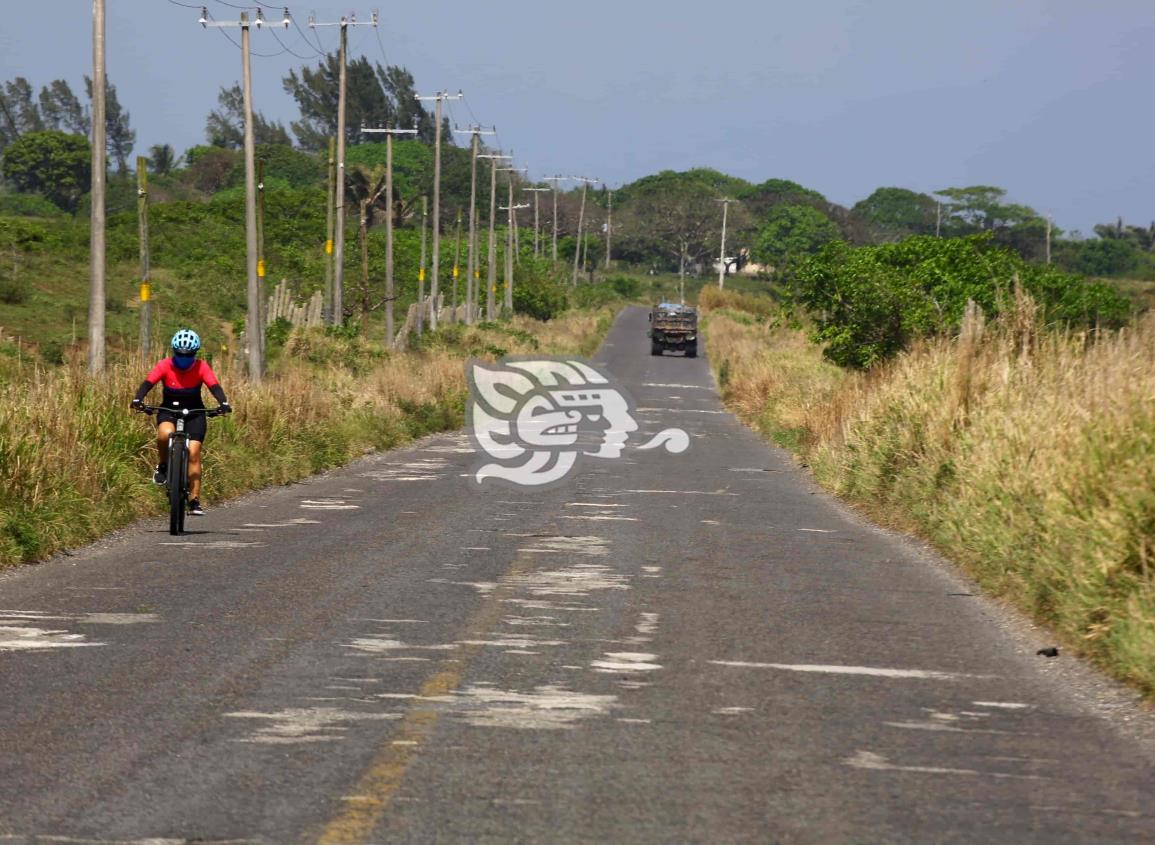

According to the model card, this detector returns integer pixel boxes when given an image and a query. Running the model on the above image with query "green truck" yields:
[648,303,699,357]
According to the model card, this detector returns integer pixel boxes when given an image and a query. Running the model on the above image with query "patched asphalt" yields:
[0,306,1152,844]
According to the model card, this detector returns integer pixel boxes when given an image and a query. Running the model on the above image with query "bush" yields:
[0,275,30,304]
[794,234,1132,369]
[0,193,62,217]
[513,262,568,320]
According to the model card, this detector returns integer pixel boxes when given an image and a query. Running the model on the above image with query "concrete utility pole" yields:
[452,124,496,324]
[361,125,418,346]
[545,175,568,262]
[605,189,613,270]
[524,187,550,258]
[415,90,462,331]
[136,156,150,361]
[200,7,289,381]
[88,0,106,373]
[310,12,378,326]
[452,211,463,320]
[716,197,736,289]
[478,153,511,320]
[418,196,428,334]
[570,177,598,286]
[324,137,335,320]
[500,194,530,314]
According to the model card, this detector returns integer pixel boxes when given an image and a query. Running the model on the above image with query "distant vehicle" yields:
[648,303,698,357]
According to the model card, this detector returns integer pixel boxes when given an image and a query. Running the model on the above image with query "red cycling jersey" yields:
[144,358,220,407]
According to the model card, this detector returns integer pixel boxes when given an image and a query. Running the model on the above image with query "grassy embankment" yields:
[701,285,1155,697]
[0,308,615,569]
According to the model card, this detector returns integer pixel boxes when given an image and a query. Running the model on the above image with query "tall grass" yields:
[705,297,1155,696]
[0,309,615,568]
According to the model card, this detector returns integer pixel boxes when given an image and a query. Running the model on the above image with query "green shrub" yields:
[0,193,62,217]
[794,234,1132,369]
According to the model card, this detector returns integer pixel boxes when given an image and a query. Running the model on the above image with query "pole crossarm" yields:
[199,7,290,28]
[416,90,464,103]
[452,124,496,135]
[308,10,379,28]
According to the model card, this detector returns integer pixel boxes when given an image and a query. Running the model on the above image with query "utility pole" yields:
[936,201,942,238]
[498,166,527,315]
[361,124,418,346]
[452,124,497,324]
[605,188,613,270]
[570,177,598,286]
[88,0,106,373]
[310,12,378,326]
[136,155,150,361]
[415,90,463,331]
[418,196,428,335]
[200,7,290,382]
[324,136,335,320]
[452,211,463,320]
[524,187,550,258]
[1046,214,1053,264]
[256,158,267,365]
[716,197,736,288]
[545,175,568,262]
[478,153,511,320]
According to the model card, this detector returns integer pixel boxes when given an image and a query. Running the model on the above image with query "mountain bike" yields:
[137,405,225,536]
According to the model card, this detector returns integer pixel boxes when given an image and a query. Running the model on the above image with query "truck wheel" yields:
[686,343,698,358]
[651,342,663,356]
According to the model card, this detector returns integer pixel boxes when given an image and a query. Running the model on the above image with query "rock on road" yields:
[0,306,1152,844]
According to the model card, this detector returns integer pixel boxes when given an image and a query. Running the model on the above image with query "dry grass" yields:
[705,296,1155,697]
[0,308,616,568]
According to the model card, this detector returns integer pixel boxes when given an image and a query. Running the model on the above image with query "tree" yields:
[852,187,938,240]
[614,171,722,276]
[1,131,91,213]
[282,54,437,150]
[205,84,292,149]
[934,185,1038,233]
[84,75,135,174]
[38,80,89,136]
[148,143,176,175]
[752,204,839,267]
[0,77,44,154]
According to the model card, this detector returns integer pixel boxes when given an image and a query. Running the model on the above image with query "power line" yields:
[268,24,318,59]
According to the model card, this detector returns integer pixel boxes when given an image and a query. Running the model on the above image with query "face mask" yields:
[172,354,197,370]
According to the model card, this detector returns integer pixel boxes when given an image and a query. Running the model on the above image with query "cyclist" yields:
[131,329,231,516]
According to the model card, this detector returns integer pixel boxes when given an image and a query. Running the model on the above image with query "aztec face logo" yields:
[467,358,688,487]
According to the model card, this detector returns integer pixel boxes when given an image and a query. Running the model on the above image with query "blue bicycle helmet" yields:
[171,328,201,355]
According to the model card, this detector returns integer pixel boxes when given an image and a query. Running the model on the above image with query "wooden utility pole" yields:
[546,175,567,262]
[256,157,268,365]
[452,124,496,323]
[452,211,463,320]
[136,156,151,361]
[570,177,598,286]
[478,153,511,320]
[88,0,106,373]
[361,125,417,346]
[200,7,291,380]
[418,196,428,335]
[605,189,613,270]
[324,137,335,321]
[309,12,378,326]
[415,91,463,331]
[524,187,550,258]
[716,197,736,289]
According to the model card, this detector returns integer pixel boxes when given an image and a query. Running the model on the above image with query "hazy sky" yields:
[1,1,1152,234]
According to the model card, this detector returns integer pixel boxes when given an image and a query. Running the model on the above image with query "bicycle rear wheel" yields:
[168,437,187,536]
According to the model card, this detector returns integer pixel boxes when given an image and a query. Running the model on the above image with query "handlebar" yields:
[136,404,226,418]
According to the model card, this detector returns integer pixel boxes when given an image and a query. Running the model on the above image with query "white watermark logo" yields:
[467,357,689,488]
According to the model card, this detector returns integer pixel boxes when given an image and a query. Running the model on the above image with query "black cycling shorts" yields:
[156,409,207,443]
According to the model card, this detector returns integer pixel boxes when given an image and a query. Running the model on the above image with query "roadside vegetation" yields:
[702,265,1155,696]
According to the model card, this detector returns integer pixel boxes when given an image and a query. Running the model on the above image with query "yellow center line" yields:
[316,549,541,845]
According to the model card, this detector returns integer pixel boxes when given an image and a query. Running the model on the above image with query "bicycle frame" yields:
[137,405,224,536]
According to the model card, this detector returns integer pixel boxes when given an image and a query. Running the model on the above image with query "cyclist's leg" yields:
[187,439,203,502]
[156,421,175,466]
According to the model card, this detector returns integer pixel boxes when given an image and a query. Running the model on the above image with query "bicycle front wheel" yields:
[168,437,187,536]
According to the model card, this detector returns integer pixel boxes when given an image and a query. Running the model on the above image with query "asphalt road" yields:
[1,306,1153,844]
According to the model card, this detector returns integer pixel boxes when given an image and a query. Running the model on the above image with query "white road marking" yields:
[461,547,491,551]
[844,750,1047,780]
[973,701,1033,710]
[242,519,322,528]
[565,502,629,508]
[710,661,991,680]
[642,382,711,390]
[714,707,754,715]
[592,652,662,673]
[502,562,630,597]
[426,684,617,730]
[159,540,264,548]
[344,637,458,655]
[637,407,727,415]
[560,515,639,522]
[76,613,158,625]
[701,519,721,525]
[0,626,104,651]
[622,490,737,496]
[798,528,835,534]
[227,707,400,744]
[459,634,564,649]
[636,612,659,636]
[520,535,610,557]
